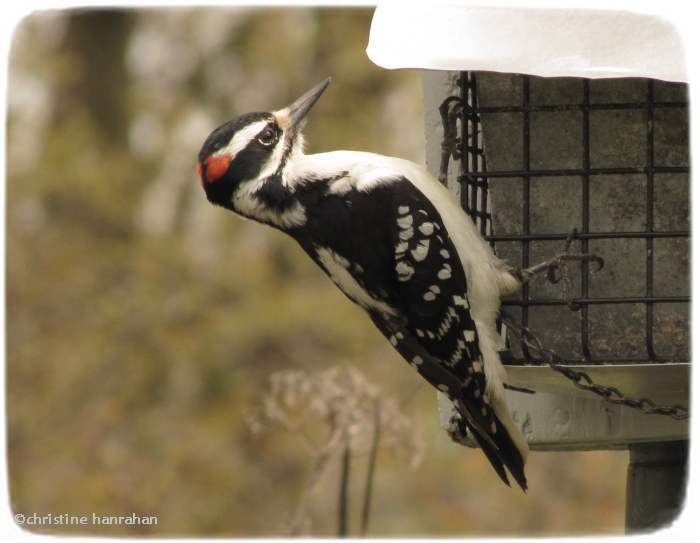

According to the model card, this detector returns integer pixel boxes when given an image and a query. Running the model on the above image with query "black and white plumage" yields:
[197,78,529,490]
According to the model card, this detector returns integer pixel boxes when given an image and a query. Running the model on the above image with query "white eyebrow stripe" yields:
[216,119,269,160]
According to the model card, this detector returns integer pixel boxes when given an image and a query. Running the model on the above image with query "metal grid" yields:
[456,72,690,365]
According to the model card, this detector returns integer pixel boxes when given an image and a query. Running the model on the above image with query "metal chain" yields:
[501,316,689,420]
[508,232,688,421]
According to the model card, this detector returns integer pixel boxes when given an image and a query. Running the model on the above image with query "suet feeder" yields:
[368,5,689,532]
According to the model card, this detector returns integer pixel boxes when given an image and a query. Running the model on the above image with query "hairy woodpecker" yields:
[198,78,536,490]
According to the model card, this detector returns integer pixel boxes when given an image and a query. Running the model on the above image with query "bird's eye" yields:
[257,127,277,146]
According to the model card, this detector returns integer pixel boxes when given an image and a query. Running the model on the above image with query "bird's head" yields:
[197,77,331,211]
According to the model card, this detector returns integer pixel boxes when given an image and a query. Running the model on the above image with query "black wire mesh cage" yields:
[445,71,690,367]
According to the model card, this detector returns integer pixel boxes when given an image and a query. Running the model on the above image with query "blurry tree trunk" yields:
[55,10,133,144]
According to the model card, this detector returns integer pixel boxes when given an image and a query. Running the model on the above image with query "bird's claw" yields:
[515,231,605,313]
[544,252,605,284]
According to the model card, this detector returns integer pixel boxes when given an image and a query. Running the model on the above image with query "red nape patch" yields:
[203,154,232,184]
[196,162,204,185]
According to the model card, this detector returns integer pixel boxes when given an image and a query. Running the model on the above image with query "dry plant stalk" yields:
[245,366,424,535]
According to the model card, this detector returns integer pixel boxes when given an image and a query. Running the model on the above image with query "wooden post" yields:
[625,441,688,533]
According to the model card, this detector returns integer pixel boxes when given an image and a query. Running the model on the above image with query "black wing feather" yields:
[291,176,527,489]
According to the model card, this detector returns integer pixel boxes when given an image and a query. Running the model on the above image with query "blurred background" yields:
[6,7,627,536]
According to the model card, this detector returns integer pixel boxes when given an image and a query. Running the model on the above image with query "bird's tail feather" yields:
[492,414,528,491]
[467,421,511,487]
[457,376,529,491]
[466,412,528,492]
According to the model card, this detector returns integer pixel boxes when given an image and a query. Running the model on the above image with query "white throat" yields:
[230,135,309,229]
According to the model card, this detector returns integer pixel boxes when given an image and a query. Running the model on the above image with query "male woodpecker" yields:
[197,78,553,490]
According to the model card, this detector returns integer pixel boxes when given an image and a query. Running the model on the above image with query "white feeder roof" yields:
[367,4,687,82]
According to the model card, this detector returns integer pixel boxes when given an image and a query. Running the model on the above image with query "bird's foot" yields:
[515,229,604,285]
[446,413,476,447]
[519,251,604,284]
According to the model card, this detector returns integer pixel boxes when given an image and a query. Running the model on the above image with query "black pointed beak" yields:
[283,77,331,131]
